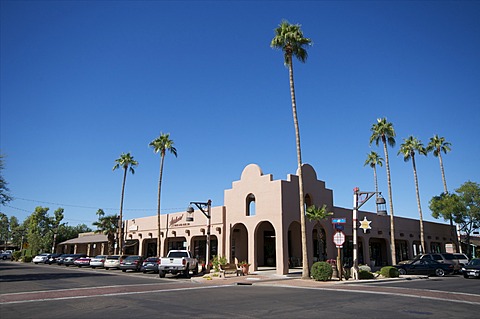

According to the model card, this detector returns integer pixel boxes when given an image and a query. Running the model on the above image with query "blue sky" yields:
[1,1,479,228]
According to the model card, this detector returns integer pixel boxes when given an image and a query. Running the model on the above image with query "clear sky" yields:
[1,0,479,228]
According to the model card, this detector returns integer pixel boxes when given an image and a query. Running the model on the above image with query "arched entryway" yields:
[142,238,157,257]
[288,221,302,268]
[231,223,248,263]
[369,238,388,267]
[255,221,276,267]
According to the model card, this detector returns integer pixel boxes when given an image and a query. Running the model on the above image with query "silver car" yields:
[90,255,107,268]
[104,255,127,270]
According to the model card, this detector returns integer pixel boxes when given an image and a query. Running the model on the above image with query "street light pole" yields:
[186,200,212,273]
[352,187,386,280]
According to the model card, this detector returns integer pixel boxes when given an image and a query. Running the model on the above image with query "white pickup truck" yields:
[158,250,199,278]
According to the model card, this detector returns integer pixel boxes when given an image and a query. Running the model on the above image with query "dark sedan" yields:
[119,255,144,272]
[462,258,480,279]
[394,259,454,277]
[141,257,159,273]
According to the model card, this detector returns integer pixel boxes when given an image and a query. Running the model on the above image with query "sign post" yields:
[333,231,345,281]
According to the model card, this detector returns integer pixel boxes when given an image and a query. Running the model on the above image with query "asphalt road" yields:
[1,260,479,318]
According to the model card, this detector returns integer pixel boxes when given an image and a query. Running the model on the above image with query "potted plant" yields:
[240,260,250,275]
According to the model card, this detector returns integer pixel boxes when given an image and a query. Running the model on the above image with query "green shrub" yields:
[359,264,371,272]
[23,256,33,263]
[380,266,399,278]
[211,255,227,272]
[358,270,374,280]
[12,251,22,261]
[311,261,333,281]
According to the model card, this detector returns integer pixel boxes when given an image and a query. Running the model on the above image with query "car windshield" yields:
[125,256,140,260]
[145,257,158,262]
[107,256,119,260]
[469,259,480,266]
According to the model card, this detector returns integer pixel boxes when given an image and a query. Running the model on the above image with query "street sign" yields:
[334,224,344,231]
[332,218,346,224]
[333,231,345,246]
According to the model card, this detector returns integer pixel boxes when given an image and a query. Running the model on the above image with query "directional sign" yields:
[333,231,346,247]
[332,218,346,224]
[334,224,344,231]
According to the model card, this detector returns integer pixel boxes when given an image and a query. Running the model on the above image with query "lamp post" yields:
[352,187,386,280]
[186,200,212,272]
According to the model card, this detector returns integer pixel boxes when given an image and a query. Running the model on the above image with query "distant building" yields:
[59,164,456,275]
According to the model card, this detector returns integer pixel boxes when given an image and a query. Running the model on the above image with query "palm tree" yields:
[149,133,177,257]
[369,118,397,265]
[426,135,455,250]
[113,152,138,254]
[271,20,312,279]
[426,135,451,194]
[364,151,384,214]
[398,136,427,254]
[306,204,333,261]
[93,209,118,255]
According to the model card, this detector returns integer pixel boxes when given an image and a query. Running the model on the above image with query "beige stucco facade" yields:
[113,163,455,275]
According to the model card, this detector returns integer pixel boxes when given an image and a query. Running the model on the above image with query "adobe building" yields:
[109,163,455,275]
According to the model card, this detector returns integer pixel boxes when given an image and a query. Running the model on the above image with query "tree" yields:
[149,133,177,257]
[0,154,12,205]
[426,135,451,194]
[113,152,138,254]
[271,20,312,279]
[92,209,118,255]
[306,204,333,261]
[398,136,427,253]
[369,118,397,265]
[364,151,384,213]
[430,181,480,257]
[426,135,457,251]
[0,212,9,250]
[50,208,64,253]
[26,206,52,255]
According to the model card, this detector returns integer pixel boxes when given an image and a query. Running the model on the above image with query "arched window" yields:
[246,193,256,216]
[304,193,313,212]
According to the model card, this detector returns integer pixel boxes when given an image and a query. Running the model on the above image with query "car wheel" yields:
[159,271,166,278]
[435,268,445,277]
[464,274,469,279]
[184,264,190,278]
[398,268,407,276]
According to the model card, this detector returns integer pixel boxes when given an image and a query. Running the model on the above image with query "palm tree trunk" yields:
[157,155,165,257]
[412,156,425,254]
[438,151,458,252]
[118,168,127,254]
[288,56,309,279]
[438,152,448,194]
[383,139,396,265]
[373,165,378,214]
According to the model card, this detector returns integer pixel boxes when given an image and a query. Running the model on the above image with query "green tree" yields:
[8,216,21,248]
[430,181,480,257]
[398,136,427,253]
[271,20,312,279]
[92,209,118,255]
[0,154,12,205]
[26,206,52,255]
[0,212,9,250]
[369,118,397,265]
[306,204,333,261]
[364,151,384,214]
[113,152,138,254]
[149,133,177,257]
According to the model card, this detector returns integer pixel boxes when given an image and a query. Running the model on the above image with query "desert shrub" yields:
[12,251,22,261]
[211,255,227,272]
[311,261,333,281]
[358,270,374,280]
[358,264,371,272]
[23,256,33,263]
[380,266,399,278]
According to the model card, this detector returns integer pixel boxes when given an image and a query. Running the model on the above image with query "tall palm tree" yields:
[113,152,138,254]
[369,118,397,265]
[364,151,384,214]
[426,135,451,194]
[271,20,312,279]
[398,136,427,254]
[93,209,118,255]
[149,133,177,257]
[306,204,333,261]
[426,135,455,250]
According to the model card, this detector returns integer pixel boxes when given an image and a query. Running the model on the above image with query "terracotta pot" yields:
[242,265,249,275]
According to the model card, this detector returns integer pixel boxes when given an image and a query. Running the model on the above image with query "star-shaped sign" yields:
[359,216,372,233]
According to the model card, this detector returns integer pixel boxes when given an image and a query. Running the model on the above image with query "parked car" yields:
[63,254,87,266]
[33,253,51,264]
[46,253,63,264]
[462,258,480,279]
[158,250,199,278]
[56,254,72,265]
[74,256,91,267]
[452,253,469,267]
[119,255,144,272]
[394,259,454,277]
[414,253,462,272]
[90,255,107,268]
[104,255,127,270]
[1,250,13,260]
[141,257,160,273]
